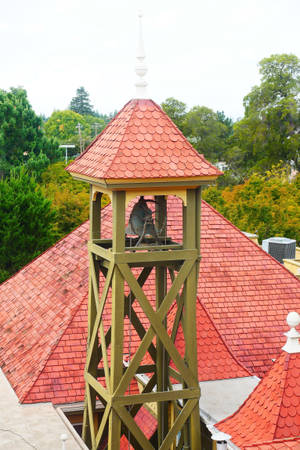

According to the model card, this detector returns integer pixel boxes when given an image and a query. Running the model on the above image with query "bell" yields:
[126,197,158,244]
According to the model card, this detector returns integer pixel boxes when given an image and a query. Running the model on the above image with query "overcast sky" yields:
[1,0,299,120]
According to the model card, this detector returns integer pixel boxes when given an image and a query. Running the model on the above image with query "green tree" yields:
[44,110,89,151]
[161,97,187,131]
[69,86,95,116]
[0,88,59,175]
[44,110,106,153]
[25,151,50,179]
[203,165,300,244]
[40,162,109,239]
[229,54,300,173]
[183,106,228,162]
[0,169,57,282]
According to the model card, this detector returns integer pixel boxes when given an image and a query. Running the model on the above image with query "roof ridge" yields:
[22,291,88,403]
[202,200,300,284]
[197,298,252,377]
[273,352,291,440]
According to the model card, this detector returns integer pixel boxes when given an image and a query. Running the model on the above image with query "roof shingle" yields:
[66,99,221,180]
[0,198,299,405]
[216,351,300,447]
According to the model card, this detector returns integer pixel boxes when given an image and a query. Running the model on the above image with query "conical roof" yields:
[216,350,300,447]
[66,98,222,182]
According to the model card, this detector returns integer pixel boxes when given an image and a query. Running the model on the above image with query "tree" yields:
[40,162,109,239]
[161,97,187,131]
[44,110,89,152]
[0,88,59,175]
[44,110,106,153]
[0,169,57,282]
[229,54,300,173]
[183,106,229,162]
[69,86,95,116]
[203,165,300,244]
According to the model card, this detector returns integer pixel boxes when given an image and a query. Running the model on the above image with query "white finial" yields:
[210,430,231,450]
[60,433,68,450]
[135,10,148,98]
[282,311,300,353]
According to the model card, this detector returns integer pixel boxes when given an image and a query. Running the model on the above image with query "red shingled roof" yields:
[216,350,300,448]
[0,198,299,405]
[66,99,221,180]
[244,439,300,449]
[120,406,157,450]
[169,300,250,380]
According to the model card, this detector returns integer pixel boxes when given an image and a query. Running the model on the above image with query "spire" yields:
[135,11,148,98]
[282,311,300,353]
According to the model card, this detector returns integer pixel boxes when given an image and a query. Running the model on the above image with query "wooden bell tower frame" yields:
[81,181,204,450]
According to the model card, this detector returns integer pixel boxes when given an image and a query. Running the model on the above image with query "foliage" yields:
[69,86,95,116]
[44,110,106,154]
[228,54,300,174]
[183,106,230,162]
[0,169,57,283]
[203,165,300,244]
[40,162,109,239]
[0,88,59,176]
[25,151,50,179]
[161,98,233,163]
[161,97,187,131]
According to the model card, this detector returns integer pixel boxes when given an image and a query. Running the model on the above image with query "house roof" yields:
[244,439,300,449]
[216,350,300,448]
[170,299,250,380]
[0,198,299,405]
[66,99,221,181]
[216,314,300,448]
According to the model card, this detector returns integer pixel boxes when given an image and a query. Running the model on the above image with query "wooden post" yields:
[183,189,201,449]
[108,190,125,450]
[83,188,102,446]
[155,196,168,445]
[90,188,102,241]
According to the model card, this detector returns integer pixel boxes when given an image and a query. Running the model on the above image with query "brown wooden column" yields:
[183,189,201,449]
[155,195,169,445]
[83,188,102,446]
[108,190,125,449]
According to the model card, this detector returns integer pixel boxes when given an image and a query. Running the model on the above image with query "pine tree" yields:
[69,87,95,116]
[0,169,57,282]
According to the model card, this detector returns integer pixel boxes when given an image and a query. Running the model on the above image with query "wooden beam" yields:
[113,388,199,406]
[90,187,102,240]
[108,190,125,450]
[160,399,199,450]
[183,189,201,449]
[114,405,154,450]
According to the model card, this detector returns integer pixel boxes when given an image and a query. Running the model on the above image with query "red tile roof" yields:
[169,300,250,380]
[216,351,300,447]
[66,99,221,180]
[0,198,299,405]
[120,406,157,449]
[244,439,300,449]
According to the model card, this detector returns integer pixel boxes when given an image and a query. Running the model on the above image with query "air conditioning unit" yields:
[262,237,296,263]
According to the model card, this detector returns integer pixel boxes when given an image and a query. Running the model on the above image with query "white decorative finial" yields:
[210,431,231,450]
[135,10,148,98]
[60,433,68,450]
[282,311,300,353]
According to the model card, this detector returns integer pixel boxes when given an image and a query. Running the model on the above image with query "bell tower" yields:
[67,97,221,449]
[66,12,221,450]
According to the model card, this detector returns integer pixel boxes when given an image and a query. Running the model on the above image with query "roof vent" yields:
[262,237,296,263]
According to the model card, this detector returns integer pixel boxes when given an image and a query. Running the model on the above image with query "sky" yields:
[1,0,299,120]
